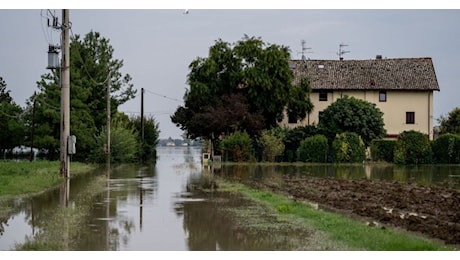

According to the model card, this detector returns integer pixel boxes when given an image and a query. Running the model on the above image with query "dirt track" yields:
[248,175,460,246]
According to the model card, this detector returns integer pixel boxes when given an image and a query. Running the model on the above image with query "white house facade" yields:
[280,56,440,140]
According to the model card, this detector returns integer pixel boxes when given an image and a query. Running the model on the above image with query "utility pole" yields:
[60,9,70,178]
[106,72,111,175]
[141,88,144,141]
[30,92,36,162]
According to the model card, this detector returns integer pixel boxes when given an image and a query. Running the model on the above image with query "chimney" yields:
[376,55,382,60]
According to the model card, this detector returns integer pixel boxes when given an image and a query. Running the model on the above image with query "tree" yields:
[0,77,25,154]
[286,77,314,123]
[332,132,366,163]
[394,130,432,164]
[297,134,328,163]
[220,131,253,162]
[171,35,312,141]
[258,129,285,162]
[438,107,460,135]
[25,31,137,161]
[0,77,13,104]
[318,95,386,146]
[127,114,161,162]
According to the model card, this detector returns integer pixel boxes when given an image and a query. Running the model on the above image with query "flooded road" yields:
[1,146,207,250]
[1,146,459,250]
[2,146,309,251]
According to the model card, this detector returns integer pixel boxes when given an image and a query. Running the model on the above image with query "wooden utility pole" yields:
[60,9,70,178]
[106,72,111,175]
[30,92,36,162]
[141,88,144,141]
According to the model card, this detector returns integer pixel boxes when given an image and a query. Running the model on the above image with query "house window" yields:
[379,90,387,102]
[288,113,297,124]
[406,112,415,124]
[319,91,328,101]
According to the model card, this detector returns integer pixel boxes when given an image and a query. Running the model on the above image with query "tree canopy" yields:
[0,77,25,152]
[439,107,460,135]
[25,31,138,161]
[318,95,386,146]
[171,35,313,140]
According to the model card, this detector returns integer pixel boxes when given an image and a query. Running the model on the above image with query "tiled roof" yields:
[291,57,440,91]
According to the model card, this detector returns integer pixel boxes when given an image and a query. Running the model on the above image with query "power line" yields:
[143,88,182,103]
[120,110,174,116]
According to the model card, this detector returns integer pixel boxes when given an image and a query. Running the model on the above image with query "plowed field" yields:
[248,176,460,246]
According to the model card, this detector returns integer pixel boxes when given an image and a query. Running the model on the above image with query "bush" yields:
[281,125,319,162]
[332,132,366,163]
[370,139,395,162]
[298,134,328,162]
[89,126,139,164]
[258,129,285,162]
[393,130,432,165]
[432,133,460,164]
[220,131,253,162]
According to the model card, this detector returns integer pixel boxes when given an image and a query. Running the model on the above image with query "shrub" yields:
[298,134,328,162]
[393,130,432,165]
[258,129,285,162]
[89,126,140,164]
[432,133,460,164]
[332,132,366,163]
[282,125,319,162]
[220,131,253,162]
[370,139,395,162]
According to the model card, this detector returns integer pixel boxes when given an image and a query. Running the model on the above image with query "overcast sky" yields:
[1,3,460,139]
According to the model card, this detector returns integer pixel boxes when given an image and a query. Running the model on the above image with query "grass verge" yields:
[0,160,96,198]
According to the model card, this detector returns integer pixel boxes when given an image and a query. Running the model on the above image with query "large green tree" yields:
[0,77,25,153]
[26,31,137,160]
[171,35,312,141]
[438,107,460,135]
[318,95,386,146]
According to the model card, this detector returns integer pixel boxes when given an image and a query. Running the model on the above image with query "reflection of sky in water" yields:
[0,212,34,250]
[3,146,458,250]
[115,147,201,250]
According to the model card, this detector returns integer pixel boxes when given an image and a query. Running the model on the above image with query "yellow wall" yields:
[279,90,435,140]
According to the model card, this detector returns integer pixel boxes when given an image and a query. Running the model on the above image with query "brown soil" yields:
[247,175,460,246]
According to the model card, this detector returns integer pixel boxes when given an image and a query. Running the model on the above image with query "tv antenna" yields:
[298,40,312,60]
[337,42,350,60]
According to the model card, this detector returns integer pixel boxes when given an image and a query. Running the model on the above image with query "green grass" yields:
[0,160,96,198]
[217,181,455,251]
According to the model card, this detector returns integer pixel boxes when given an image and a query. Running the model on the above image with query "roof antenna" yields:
[298,40,312,61]
[337,42,350,60]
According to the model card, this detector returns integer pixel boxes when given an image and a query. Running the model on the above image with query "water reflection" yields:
[215,164,460,189]
[1,147,459,250]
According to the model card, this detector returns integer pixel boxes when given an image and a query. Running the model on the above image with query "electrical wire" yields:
[143,88,182,103]
[40,9,60,48]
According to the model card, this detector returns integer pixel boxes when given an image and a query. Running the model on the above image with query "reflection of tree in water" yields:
[183,146,196,164]
[0,198,17,237]
[176,172,303,250]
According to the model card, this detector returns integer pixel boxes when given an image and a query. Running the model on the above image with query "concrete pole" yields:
[60,9,70,178]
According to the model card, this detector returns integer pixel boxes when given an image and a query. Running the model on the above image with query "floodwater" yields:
[1,146,459,251]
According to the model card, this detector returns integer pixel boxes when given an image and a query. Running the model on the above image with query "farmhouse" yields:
[281,56,440,140]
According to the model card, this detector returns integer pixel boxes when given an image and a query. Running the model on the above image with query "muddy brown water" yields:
[1,147,459,250]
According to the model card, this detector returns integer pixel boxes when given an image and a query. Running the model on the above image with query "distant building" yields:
[281,56,440,140]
